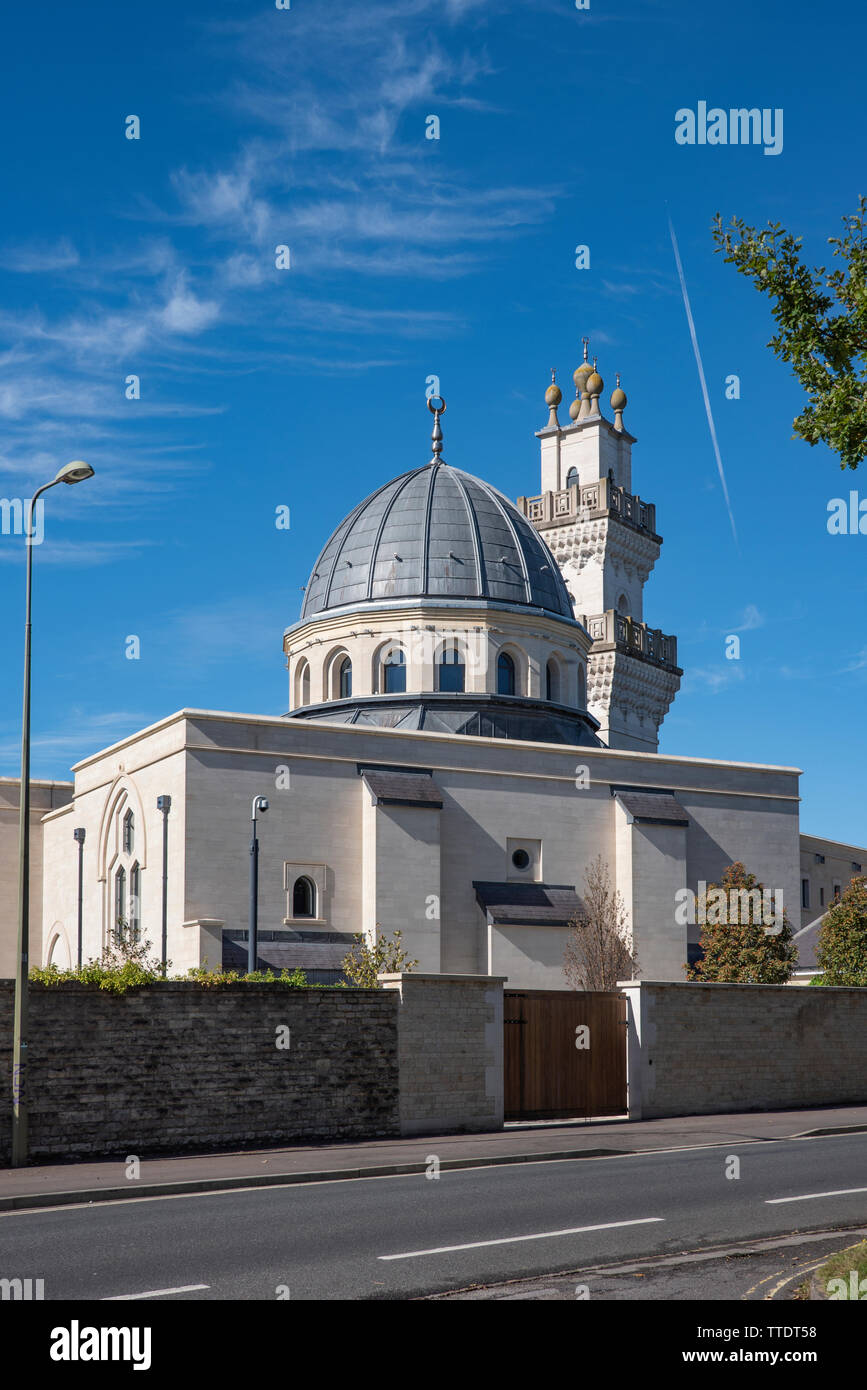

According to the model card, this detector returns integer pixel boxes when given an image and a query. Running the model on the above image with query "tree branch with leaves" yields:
[712,197,867,470]
[564,856,638,991]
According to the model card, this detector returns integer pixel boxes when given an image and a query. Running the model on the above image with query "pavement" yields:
[426,1228,867,1300]
[2,1102,867,1213]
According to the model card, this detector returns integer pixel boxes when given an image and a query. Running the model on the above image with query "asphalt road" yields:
[3,1133,867,1300]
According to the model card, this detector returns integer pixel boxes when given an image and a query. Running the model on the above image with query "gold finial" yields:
[544,367,562,428]
[573,336,594,408]
[428,394,446,465]
[586,356,604,414]
[610,372,627,430]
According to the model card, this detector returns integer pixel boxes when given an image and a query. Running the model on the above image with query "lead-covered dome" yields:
[300,462,573,620]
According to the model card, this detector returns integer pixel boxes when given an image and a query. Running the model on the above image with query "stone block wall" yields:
[380,972,504,1135]
[0,981,400,1163]
[622,980,867,1119]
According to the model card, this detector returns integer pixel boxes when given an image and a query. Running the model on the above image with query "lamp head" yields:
[73,827,86,845]
[157,795,172,814]
[255,796,269,815]
[55,460,94,486]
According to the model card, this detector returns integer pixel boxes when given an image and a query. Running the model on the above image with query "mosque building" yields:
[1,342,860,988]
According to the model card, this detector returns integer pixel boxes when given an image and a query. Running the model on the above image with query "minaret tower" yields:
[517,340,682,752]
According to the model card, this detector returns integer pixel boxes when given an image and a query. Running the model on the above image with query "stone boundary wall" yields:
[0,974,507,1162]
[380,973,505,1135]
[0,981,399,1163]
[621,980,867,1120]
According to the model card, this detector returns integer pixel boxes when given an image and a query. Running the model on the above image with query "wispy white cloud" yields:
[840,647,867,674]
[729,604,764,633]
[0,709,150,768]
[685,664,746,694]
[0,238,80,272]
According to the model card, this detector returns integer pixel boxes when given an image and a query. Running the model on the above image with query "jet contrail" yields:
[668,213,739,550]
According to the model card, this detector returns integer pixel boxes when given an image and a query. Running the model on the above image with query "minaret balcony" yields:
[517,477,659,539]
[583,610,681,673]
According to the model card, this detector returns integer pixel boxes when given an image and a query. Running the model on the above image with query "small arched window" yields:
[114,866,126,929]
[565,467,579,490]
[546,659,560,704]
[497,651,516,696]
[338,656,352,699]
[293,876,315,918]
[436,642,465,693]
[382,647,406,694]
[296,659,311,706]
[577,665,587,709]
[617,593,629,616]
[129,864,141,939]
[123,809,134,855]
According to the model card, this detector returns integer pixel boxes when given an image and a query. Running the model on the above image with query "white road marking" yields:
[103,1284,210,1300]
[766,1187,867,1205]
[378,1216,664,1260]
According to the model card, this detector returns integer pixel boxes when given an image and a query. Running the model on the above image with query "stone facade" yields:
[0,974,505,1162]
[523,372,682,752]
[799,833,867,929]
[0,980,399,1163]
[380,973,504,1134]
[35,710,805,990]
[622,980,867,1119]
[0,778,73,978]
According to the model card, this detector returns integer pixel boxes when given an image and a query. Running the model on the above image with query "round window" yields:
[511,848,531,870]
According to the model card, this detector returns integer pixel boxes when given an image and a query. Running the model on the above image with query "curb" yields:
[0,1147,628,1212]
[3,1121,866,1214]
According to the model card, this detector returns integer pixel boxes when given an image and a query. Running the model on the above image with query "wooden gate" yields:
[504,989,627,1120]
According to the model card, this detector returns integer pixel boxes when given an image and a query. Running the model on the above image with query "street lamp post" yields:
[157,795,171,974]
[248,795,269,974]
[12,460,94,1168]
[73,827,86,968]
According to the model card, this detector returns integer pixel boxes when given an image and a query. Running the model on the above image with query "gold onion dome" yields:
[568,390,581,421]
[586,368,604,396]
[573,345,593,390]
[610,374,627,411]
[545,372,562,408]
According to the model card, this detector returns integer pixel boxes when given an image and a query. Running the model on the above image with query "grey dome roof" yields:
[300,462,573,621]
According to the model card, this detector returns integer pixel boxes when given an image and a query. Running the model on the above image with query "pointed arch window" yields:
[546,659,560,704]
[114,866,126,930]
[338,656,352,699]
[296,659,311,707]
[293,876,316,918]
[382,647,406,694]
[123,809,134,855]
[497,651,516,696]
[129,864,141,939]
[436,641,465,693]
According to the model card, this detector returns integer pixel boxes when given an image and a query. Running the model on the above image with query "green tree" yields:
[711,197,867,470]
[340,928,418,988]
[686,862,797,983]
[813,875,867,986]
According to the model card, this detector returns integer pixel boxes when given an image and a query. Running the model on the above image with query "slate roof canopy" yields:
[359,765,443,808]
[474,881,582,926]
[611,785,689,826]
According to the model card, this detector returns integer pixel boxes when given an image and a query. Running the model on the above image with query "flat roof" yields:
[68,706,803,779]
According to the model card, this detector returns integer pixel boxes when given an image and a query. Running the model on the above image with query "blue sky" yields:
[1,0,865,845]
